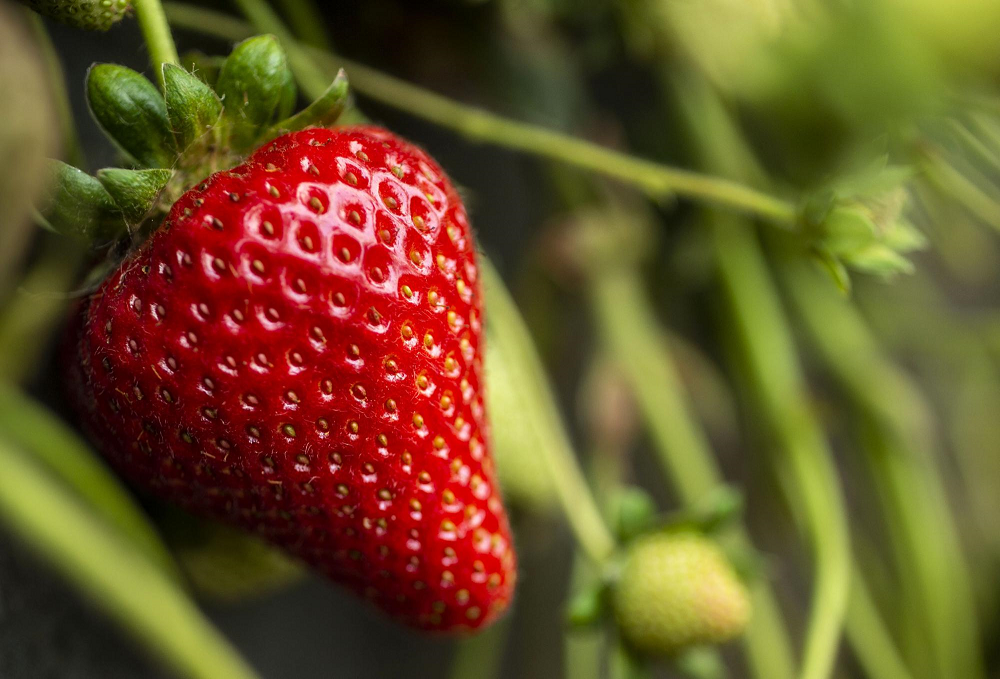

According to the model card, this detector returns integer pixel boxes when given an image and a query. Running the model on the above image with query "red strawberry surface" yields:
[64,126,516,631]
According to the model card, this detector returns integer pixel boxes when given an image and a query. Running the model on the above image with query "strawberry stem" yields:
[161,2,799,228]
[779,256,985,679]
[133,0,179,88]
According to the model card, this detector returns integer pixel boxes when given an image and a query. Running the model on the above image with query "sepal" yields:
[276,67,297,123]
[97,168,173,225]
[162,63,223,153]
[270,70,349,135]
[40,160,124,241]
[87,64,176,168]
[215,35,293,151]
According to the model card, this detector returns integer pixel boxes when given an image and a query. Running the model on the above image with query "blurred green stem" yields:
[0,439,259,679]
[587,263,795,679]
[0,383,180,579]
[917,151,1000,233]
[846,576,914,679]
[709,212,851,679]
[133,0,179,87]
[162,3,797,227]
[273,0,331,50]
[676,79,851,679]
[779,259,985,679]
[589,268,721,502]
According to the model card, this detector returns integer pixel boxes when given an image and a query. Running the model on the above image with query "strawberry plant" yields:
[2,0,1000,678]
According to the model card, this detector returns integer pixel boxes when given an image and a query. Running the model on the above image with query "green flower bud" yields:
[805,163,926,283]
[19,0,131,31]
[613,531,751,656]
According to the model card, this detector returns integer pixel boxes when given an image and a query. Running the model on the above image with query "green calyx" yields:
[801,160,927,292]
[40,34,350,244]
[612,531,751,657]
[18,0,131,31]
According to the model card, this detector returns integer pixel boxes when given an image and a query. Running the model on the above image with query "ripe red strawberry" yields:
[64,125,516,631]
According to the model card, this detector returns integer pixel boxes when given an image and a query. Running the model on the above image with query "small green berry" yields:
[613,531,751,656]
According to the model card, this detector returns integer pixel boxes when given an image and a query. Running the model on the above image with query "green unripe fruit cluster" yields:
[19,0,131,31]
[613,531,751,656]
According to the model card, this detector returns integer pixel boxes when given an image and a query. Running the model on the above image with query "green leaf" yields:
[270,70,349,135]
[0,384,178,578]
[0,438,260,679]
[162,514,302,603]
[87,64,176,168]
[163,63,223,153]
[39,160,125,242]
[215,35,291,150]
[97,168,173,225]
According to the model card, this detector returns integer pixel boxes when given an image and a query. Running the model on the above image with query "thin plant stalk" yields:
[708,212,851,679]
[449,618,509,679]
[161,3,798,227]
[778,258,985,679]
[846,575,914,679]
[675,71,851,679]
[0,241,83,383]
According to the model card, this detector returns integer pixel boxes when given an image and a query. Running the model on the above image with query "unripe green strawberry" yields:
[613,531,750,656]
[19,0,130,31]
